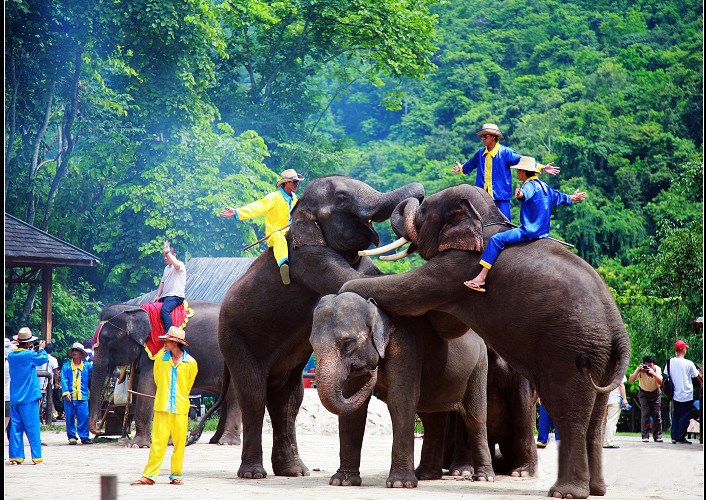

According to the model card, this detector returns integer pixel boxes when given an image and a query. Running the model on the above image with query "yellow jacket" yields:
[236,188,298,237]
[152,347,198,415]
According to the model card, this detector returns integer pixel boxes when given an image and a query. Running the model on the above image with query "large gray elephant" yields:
[310,292,493,488]
[340,184,631,499]
[89,301,241,447]
[218,176,425,479]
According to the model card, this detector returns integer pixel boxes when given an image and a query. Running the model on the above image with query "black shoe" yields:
[81,439,93,445]
[676,439,692,444]
[279,263,290,285]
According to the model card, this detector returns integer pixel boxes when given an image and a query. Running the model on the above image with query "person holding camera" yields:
[7,327,48,464]
[628,355,664,443]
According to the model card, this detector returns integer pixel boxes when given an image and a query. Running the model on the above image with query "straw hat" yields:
[68,342,88,357]
[510,156,543,174]
[158,326,189,346]
[277,169,305,187]
[475,123,505,140]
[13,327,38,343]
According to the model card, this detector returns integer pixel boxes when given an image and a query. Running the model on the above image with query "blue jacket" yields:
[61,360,93,401]
[461,144,522,201]
[519,178,572,239]
[8,348,48,406]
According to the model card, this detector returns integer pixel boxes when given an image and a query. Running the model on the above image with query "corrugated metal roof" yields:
[5,213,100,267]
[125,257,256,305]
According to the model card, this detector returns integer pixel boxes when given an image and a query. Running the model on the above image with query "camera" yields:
[641,364,649,370]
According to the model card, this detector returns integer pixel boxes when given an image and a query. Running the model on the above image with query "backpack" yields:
[662,358,675,401]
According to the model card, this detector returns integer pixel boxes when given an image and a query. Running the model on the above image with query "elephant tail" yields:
[575,333,630,394]
[186,363,231,446]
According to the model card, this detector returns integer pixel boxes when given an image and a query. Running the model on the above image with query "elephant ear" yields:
[369,299,394,359]
[291,203,326,249]
[438,198,484,253]
[127,308,152,346]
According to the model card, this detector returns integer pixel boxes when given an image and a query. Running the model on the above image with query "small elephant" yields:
[310,292,494,488]
[89,301,241,447]
[341,185,631,498]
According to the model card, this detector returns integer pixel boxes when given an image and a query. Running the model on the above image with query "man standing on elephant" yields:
[131,326,198,486]
[464,156,586,292]
[452,123,560,220]
[154,240,186,335]
[220,168,304,285]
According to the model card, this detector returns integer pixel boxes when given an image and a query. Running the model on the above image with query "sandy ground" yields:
[4,392,704,499]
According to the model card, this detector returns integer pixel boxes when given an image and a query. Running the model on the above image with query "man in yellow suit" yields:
[131,326,198,486]
[220,168,304,285]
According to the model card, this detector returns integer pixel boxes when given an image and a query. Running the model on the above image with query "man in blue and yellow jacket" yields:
[131,326,198,486]
[220,168,304,285]
[61,342,93,444]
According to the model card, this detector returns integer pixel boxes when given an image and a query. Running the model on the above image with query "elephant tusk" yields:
[358,237,408,257]
[379,249,409,261]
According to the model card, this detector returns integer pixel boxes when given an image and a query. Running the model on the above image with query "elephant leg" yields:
[505,382,538,477]
[211,385,242,446]
[234,367,268,479]
[446,412,474,477]
[211,401,227,444]
[129,366,156,448]
[460,369,494,482]
[385,375,419,488]
[547,398,592,499]
[330,396,370,487]
[266,374,309,477]
[415,412,446,480]
[587,392,609,496]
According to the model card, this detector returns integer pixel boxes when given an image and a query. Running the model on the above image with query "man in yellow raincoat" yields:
[220,168,304,285]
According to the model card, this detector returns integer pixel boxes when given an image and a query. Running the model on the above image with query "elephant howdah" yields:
[88,301,241,448]
[341,184,631,499]
[217,176,425,479]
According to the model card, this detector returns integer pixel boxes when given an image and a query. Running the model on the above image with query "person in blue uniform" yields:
[464,156,586,292]
[60,342,93,444]
[8,327,48,464]
[453,123,560,220]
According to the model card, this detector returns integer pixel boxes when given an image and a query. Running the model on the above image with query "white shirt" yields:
[160,260,186,298]
[665,357,700,403]
[607,375,628,405]
[37,354,59,391]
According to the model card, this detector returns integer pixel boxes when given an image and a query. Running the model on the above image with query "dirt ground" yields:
[4,396,704,499]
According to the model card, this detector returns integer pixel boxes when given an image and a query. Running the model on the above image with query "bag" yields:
[113,375,130,406]
[662,359,675,401]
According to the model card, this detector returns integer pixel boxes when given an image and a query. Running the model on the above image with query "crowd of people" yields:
[4,122,703,484]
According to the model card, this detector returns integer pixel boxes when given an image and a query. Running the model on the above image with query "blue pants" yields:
[65,399,90,441]
[494,200,511,221]
[538,404,559,443]
[671,399,693,442]
[480,228,535,268]
[159,296,184,334]
[9,399,43,463]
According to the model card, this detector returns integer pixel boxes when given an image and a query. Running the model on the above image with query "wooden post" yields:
[41,264,53,343]
[100,475,117,500]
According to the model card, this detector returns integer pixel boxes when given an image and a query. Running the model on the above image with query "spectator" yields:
[60,342,93,445]
[665,340,703,444]
[536,398,559,448]
[131,327,198,485]
[153,240,186,334]
[82,339,95,363]
[5,337,17,433]
[627,355,663,443]
[7,327,48,464]
[603,375,629,448]
[452,123,560,220]
[37,343,60,422]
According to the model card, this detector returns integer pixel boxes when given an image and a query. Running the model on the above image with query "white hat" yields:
[68,342,88,357]
[13,327,38,343]
[476,123,505,140]
[158,326,189,346]
[277,169,305,187]
[511,156,544,174]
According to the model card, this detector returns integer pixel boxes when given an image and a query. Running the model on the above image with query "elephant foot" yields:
[126,436,151,448]
[589,480,607,496]
[237,462,268,479]
[415,465,442,481]
[330,469,362,486]
[548,480,590,499]
[447,461,473,477]
[386,470,418,488]
[272,457,309,477]
[509,463,534,477]
[472,465,495,482]
[211,432,241,446]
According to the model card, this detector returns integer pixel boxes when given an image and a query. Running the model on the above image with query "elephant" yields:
[309,291,494,488]
[217,175,425,479]
[88,301,242,448]
[340,184,631,499]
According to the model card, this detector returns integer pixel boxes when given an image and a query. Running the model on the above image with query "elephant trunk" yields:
[391,197,420,244]
[88,357,112,436]
[315,355,378,416]
[372,183,424,222]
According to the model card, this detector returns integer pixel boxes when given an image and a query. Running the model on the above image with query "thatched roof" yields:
[125,257,255,305]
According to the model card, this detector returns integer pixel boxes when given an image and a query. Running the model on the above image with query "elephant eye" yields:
[342,338,356,353]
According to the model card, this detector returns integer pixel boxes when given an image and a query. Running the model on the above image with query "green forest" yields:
[5,0,703,371]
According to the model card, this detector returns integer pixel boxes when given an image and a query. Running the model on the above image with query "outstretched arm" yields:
[540,162,560,175]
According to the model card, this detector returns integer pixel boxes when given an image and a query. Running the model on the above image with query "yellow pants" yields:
[142,411,188,481]
[267,231,289,267]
